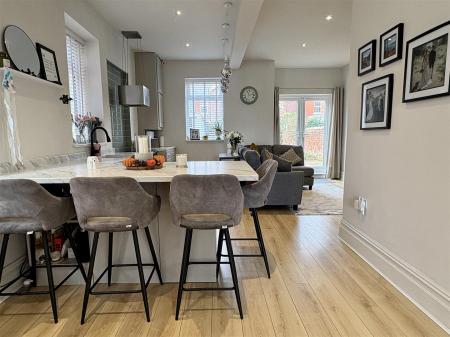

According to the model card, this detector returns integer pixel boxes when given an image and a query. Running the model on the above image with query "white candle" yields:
[138,136,149,154]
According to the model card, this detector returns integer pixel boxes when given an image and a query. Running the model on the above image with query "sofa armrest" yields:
[266,171,304,206]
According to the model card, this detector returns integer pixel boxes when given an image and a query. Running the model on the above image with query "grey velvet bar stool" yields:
[170,174,244,320]
[69,177,163,324]
[217,159,278,278]
[0,179,87,323]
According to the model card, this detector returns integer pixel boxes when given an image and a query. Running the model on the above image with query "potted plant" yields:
[213,122,222,140]
[225,130,243,155]
[72,113,98,144]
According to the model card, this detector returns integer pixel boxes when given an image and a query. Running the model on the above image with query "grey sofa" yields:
[239,145,308,210]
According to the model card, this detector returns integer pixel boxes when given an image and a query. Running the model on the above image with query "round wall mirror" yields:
[3,25,41,76]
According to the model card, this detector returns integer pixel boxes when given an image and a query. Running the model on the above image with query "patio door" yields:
[279,94,332,174]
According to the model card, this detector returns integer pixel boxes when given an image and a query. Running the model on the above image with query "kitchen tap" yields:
[90,127,111,156]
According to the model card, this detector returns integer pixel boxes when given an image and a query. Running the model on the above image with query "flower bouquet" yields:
[225,130,243,155]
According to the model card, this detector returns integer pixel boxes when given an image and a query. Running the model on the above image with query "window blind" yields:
[185,78,224,140]
[66,30,87,142]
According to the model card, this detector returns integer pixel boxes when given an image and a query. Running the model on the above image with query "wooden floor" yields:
[0,211,447,337]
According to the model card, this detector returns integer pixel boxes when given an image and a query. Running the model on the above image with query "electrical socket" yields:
[354,196,368,215]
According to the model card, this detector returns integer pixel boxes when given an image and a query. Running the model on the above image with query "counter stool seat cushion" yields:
[0,217,42,234]
[85,217,139,232]
[180,213,233,229]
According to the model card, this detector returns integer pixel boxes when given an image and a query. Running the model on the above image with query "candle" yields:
[136,135,149,154]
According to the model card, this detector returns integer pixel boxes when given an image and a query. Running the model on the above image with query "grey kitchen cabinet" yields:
[135,52,164,132]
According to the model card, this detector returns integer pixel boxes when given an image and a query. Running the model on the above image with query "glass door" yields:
[279,94,332,174]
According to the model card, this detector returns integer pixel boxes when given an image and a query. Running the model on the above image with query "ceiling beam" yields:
[230,0,264,69]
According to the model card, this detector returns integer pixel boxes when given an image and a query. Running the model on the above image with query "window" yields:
[66,30,87,143]
[185,78,224,140]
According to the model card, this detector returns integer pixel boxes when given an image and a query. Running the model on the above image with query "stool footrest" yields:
[221,253,263,258]
[188,261,230,265]
[182,286,235,292]
[230,238,258,241]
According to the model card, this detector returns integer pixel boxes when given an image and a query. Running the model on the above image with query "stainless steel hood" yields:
[118,84,150,107]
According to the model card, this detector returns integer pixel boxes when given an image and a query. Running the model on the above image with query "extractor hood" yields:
[119,85,150,107]
[118,31,150,107]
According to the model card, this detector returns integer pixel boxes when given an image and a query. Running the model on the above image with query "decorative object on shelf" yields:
[360,74,393,130]
[358,40,376,76]
[403,20,450,102]
[380,23,404,67]
[214,122,223,140]
[176,154,188,168]
[202,135,209,140]
[36,43,61,84]
[240,86,258,104]
[225,130,243,155]
[3,25,41,77]
[134,134,153,161]
[72,113,97,144]
[190,128,200,140]
[59,94,72,104]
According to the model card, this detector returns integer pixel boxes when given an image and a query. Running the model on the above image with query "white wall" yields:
[341,0,450,330]
[162,60,275,160]
[275,67,344,89]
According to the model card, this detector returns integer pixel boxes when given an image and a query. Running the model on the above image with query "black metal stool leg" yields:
[216,229,224,278]
[63,225,87,282]
[251,208,270,278]
[42,231,58,323]
[132,230,151,322]
[107,232,113,286]
[144,227,163,285]
[81,232,99,325]
[175,228,192,320]
[0,234,10,283]
[224,229,243,319]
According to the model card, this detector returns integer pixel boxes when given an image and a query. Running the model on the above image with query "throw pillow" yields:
[249,143,259,153]
[261,148,291,172]
[279,148,303,166]
[261,148,273,162]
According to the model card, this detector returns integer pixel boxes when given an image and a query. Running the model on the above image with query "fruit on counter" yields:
[153,154,166,164]
[146,159,156,168]
[123,157,136,167]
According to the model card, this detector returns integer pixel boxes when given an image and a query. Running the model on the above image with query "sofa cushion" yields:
[292,166,315,177]
[243,149,261,170]
[273,145,304,166]
[261,149,292,172]
[279,148,303,166]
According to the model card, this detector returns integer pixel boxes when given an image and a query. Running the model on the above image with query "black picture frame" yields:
[36,43,61,85]
[360,74,394,130]
[379,23,404,67]
[402,20,450,103]
[190,128,200,140]
[358,40,376,76]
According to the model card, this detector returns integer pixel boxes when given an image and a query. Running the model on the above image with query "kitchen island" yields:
[0,159,258,284]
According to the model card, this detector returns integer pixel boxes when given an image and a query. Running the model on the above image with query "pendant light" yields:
[118,31,150,107]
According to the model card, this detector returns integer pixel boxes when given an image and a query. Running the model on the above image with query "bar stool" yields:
[0,179,87,323]
[217,159,278,278]
[170,174,244,320]
[69,177,162,324]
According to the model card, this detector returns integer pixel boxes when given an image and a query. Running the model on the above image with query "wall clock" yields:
[240,86,258,104]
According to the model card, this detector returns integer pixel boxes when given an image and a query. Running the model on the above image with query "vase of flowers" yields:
[225,130,243,155]
[72,113,98,144]
[214,122,223,140]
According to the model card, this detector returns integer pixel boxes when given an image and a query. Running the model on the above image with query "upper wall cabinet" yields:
[135,52,163,132]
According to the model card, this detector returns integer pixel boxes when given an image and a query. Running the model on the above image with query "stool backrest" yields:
[243,159,278,208]
[69,177,159,229]
[170,174,243,226]
[0,179,74,230]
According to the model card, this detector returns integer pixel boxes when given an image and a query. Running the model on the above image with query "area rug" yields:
[297,179,344,215]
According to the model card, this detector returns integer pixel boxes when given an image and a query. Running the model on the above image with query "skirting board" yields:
[339,219,450,333]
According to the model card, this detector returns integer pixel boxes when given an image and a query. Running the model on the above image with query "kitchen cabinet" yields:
[135,52,164,132]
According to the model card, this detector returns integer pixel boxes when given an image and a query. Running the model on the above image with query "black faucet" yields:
[90,127,111,156]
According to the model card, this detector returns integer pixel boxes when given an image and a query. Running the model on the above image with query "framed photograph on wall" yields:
[190,128,200,140]
[36,43,61,84]
[380,23,404,67]
[358,40,376,76]
[403,20,450,102]
[361,74,394,130]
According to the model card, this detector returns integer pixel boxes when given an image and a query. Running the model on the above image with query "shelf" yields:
[0,67,63,89]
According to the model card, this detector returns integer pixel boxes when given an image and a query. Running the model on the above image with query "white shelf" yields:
[0,67,63,89]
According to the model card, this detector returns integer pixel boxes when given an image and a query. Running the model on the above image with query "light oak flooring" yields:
[0,211,447,337]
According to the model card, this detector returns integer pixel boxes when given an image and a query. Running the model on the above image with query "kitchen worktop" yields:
[0,158,258,183]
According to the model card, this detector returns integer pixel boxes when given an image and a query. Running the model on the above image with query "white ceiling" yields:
[86,0,352,68]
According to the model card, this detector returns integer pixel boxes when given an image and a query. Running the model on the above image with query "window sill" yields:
[186,139,224,143]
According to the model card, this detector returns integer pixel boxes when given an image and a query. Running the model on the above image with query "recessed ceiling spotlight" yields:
[176,10,182,16]
[185,42,191,47]
[301,43,307,48]
[326,14,333,21]
[222,23,230,29]
[224,1,233,8]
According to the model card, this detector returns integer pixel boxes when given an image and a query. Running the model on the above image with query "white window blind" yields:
[66,30,87,142]
[185,78,224,140]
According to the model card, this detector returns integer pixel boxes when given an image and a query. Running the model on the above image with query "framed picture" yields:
[190,128,200,140]
[403,20,450,102]
[358,40,376,76]
[36,43,61,84]
[380,23,404,67]
[360,74,394,130]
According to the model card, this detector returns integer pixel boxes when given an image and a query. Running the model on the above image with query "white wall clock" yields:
[240,86,258,105]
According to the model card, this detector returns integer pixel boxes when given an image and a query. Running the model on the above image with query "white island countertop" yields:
[0,159,258,184]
